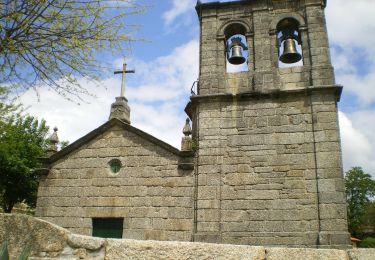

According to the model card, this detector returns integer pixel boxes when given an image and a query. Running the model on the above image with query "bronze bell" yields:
[279,38,302,64]
[228,45,246,65]
[227,37,247,65]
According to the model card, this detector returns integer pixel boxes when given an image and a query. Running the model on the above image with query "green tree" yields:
[0,0,143,98]
[359,237,375,248]
[0,87,19,118]
[0,113,49,212]
[345,167,375,234]
[362,201,375,231]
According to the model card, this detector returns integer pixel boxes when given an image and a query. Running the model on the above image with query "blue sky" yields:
[19,0,375,178]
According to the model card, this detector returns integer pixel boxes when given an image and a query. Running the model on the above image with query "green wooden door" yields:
[92,218,123,239]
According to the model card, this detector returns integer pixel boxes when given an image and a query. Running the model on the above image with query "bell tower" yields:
[190,0,350,247]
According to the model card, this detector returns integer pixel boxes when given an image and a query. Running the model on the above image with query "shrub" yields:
[0,241,9,260]
[0,241,30,260]
[359,237,375,248]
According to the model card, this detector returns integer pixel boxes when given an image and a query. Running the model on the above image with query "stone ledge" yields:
[1,214,374,259]
[190,84,343,103]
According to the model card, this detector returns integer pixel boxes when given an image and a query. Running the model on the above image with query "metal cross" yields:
[114,63,135,97]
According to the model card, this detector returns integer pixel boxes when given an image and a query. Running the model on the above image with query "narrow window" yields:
[92,218,124,239]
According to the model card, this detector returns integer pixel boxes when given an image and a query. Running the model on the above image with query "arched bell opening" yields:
[224,23,249,73]
[276,18,303,68]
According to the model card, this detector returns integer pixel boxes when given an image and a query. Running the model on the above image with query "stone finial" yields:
[181,118,193,151]
[47,127,59,156]
[183,118,192,136]
[109,96,131,124]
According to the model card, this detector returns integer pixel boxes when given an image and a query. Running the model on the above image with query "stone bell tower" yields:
[190,0,350,247]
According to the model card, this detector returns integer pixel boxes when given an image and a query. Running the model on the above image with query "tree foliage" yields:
[0,113,49,213]
[362,201,375,232]
[0,87,18,118]
[0,0,142,97]
[359,237,375,248]
[345,167,375,234]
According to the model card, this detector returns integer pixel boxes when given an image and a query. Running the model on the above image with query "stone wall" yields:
[36,123,194,241]
[1,214,374,260]
[193,0,349,247]
[192,88,348,247]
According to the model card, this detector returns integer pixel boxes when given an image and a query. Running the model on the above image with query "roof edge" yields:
[196,0,328,17]
[196,0,247,17]
[46,118,182,164]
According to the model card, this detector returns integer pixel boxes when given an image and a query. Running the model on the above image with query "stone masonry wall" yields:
[1,214,374,260]
[194,0,349,247]
[36,124,194,241]
[193,89,348,247]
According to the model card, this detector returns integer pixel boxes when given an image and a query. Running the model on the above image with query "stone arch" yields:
[217,19,252,39]
[269,13,306,35]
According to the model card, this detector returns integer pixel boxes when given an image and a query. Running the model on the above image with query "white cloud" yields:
[339,111,375,178]
[331,46,375,106]
[163,0,196,29]
[127,39,199,146]
[327,1,375,177]
[131,101,184,147]
[330,48,356,75]
[327,0,375,106]
[18,78,118,143]
[338,68,375,106]
[327,0,375,56]
[18,40,199,149]
[126,40,199,103]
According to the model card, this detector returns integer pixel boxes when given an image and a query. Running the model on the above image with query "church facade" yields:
[36,0,350,248]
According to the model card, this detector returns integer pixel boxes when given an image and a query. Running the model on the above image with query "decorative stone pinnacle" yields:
[47,126,59,155]
[50,127,59,145]
[183,118,192,137]
[109,96,131,124]
[181,118,193,152]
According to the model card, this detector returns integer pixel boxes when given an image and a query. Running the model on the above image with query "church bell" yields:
[279,38,302,64]
[227,37,248,65]
[277,18,302,64]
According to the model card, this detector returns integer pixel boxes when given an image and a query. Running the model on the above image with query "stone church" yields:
[35,0,350,248]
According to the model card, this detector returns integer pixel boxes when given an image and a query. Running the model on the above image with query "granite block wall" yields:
[193,0,349,247]
[192,89,348,246]
[36,124,194,241]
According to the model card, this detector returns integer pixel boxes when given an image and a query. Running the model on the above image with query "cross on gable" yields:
[114,63,135,97]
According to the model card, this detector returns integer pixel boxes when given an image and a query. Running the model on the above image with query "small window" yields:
[108,159,122,174]
[92,218,123,238]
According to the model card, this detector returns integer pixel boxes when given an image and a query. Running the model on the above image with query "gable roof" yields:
[45,118,182,164]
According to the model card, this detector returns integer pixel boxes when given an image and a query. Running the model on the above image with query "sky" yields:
[18,0,375,178]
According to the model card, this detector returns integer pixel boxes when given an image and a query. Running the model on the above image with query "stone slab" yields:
[266,247,349,260]
[106,239,266,260]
